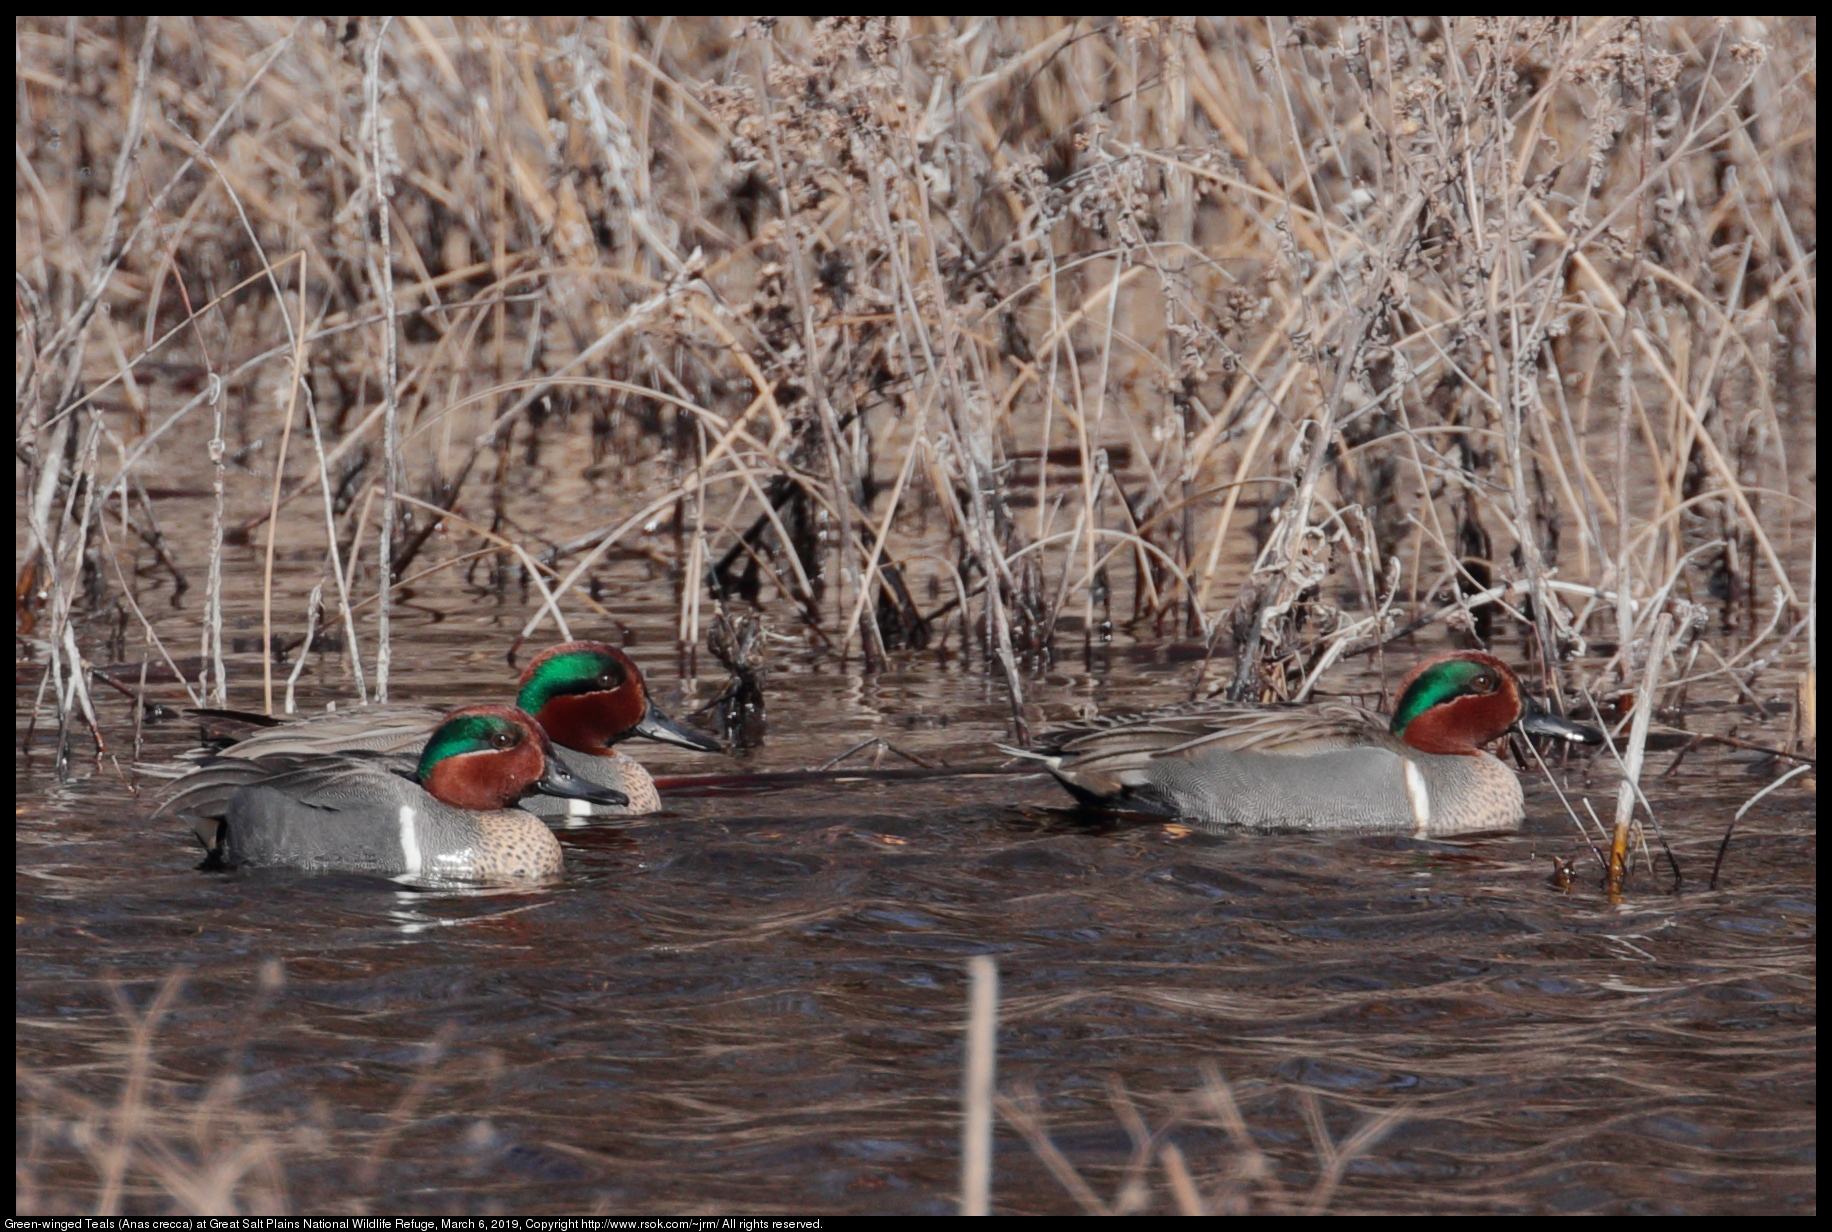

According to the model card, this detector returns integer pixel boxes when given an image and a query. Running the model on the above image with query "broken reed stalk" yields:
[299,316,369,705]
[283,582,322,715]
[1711,761,1813,889]
[1610,612,1673,899]
[961,955,998,1216]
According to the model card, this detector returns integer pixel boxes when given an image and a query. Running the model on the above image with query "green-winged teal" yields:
[1008,652,1601,836]
[194,641,721,823]
[157,704,629,881]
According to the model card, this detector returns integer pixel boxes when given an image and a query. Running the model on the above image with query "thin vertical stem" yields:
[961,955,998,1216]
[757,66,860,660]
[261,269,309,715]
[203,378,227,708]
[365,19,400,702]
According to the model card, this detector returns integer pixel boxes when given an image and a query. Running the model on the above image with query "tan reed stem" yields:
[961,955,998,1215]
[1610,611,1673,900]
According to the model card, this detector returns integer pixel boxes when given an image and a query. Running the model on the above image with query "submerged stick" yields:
[1710,763,1813,890]
[651,764,1034,798]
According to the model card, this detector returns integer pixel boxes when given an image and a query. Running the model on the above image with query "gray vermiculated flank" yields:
[1065,743,1524,835]
[225,771,425,873]
[1119,746,1416,830]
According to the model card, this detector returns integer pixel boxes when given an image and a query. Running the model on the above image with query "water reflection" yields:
[383,885,561,936]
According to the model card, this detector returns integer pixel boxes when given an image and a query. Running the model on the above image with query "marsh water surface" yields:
[15,592,1815,1215]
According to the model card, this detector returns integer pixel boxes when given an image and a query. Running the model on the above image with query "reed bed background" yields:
[17,16,1816,752]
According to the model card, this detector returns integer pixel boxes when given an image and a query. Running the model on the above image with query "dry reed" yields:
[16,967,294,1216]
[962,958,1409,1215]
[15,964,482,1216]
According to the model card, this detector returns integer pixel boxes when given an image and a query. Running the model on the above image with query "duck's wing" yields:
[1032,698,1394,772]
[206,704,448,759]
[154,750,418,853]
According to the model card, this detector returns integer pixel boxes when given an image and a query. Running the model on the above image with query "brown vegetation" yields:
[18,17,1814,733]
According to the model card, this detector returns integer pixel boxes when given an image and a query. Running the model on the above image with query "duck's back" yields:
[1039,698,1392,762]
[208,704,448,760]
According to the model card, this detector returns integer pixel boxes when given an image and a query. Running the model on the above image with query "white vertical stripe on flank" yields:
[1404,760,1432,837]
[397,804,423,874]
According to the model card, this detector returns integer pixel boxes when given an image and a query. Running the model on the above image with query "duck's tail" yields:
[994,743,1062,771]
[149,758,263,857]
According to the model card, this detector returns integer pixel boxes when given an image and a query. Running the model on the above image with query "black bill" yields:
[632,701,724,753]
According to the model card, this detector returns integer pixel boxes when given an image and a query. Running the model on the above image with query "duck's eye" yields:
[1474,671,1498,692]
[490,729,517,749]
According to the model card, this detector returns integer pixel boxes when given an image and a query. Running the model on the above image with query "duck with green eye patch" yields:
[156,704,629,882]
[1004,652,1602,836]
[170,641,723,827]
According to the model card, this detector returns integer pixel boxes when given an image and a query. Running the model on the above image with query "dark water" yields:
[16,613,1816,1214]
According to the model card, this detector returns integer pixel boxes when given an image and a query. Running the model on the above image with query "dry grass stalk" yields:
[14,962,492,1216]
[991,1068,1407,1216]
[16,968,293,1216]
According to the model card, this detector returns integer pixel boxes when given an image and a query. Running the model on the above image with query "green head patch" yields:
[1390,656,1501,736]
[516,647,627,716]
[417,711,519,782]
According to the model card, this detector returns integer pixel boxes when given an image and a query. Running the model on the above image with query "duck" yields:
[190,641,722,824]
[155,704,631,881]
[509,640,724,820]
[1005,652,1602,836]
